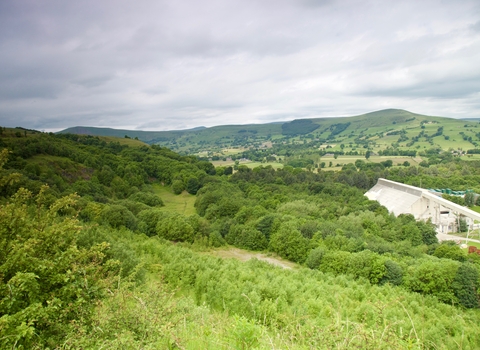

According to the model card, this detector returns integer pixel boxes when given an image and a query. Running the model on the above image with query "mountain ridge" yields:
[57,109,479,155]
[58,109,449,136]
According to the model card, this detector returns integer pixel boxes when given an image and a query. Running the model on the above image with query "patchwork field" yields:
[211,160,284,169]
[59,109,480,155]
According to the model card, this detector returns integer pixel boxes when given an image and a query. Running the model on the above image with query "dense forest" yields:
[1,128,480,349]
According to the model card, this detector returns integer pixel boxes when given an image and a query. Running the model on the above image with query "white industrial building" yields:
[365,178,480,233]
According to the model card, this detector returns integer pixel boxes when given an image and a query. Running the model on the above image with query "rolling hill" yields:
[59,109,479,158]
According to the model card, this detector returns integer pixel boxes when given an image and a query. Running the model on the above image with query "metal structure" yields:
[366,178,480,233]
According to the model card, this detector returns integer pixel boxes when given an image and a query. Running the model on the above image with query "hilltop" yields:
[58,109,480,169]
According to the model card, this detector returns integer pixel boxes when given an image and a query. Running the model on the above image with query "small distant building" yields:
[366,178,480,233]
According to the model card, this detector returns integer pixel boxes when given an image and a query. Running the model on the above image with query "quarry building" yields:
[366,178,480,233]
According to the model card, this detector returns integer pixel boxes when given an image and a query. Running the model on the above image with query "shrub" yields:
[137,208,169,236]
[172,180,184,194]
[433,243,467,262]
[115,199,150,216]
[452,263,480,308]
[380,260,403,286]
[305,247,326,269]
[0,187,115,347]
[404,259,459,304]
[101,204,137,230]
[226,224,268,251]
[269,222,309,263]
[209,231,227,247]
[186,176,200,194]
[156,213,195,243]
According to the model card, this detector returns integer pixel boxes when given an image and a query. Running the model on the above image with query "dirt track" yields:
[209,248,296,269]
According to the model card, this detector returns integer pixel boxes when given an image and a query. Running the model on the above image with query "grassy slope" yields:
[74,233,480,349]
[57,126,186,142]
[97,135,148,147]
[1,127,148,148]
[318,110,477,156]
[152,184,196,216]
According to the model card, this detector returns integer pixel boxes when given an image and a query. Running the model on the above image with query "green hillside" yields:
[58,109,480,161]
[59,123,282,149]
[2,128,480,348]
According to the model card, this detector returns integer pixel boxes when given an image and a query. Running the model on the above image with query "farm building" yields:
[366,178,480,233]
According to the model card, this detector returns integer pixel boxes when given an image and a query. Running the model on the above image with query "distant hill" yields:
[58,122,284,150]
[58,109,480,156]
[58,126,189,143]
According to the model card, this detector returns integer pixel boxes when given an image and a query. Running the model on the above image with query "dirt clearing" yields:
[208,247,296,269]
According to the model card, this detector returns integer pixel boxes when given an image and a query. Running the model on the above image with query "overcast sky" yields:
[1,0,479,131]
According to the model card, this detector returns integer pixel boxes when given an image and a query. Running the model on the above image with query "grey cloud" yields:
[1,0,480,130]
[357,78,480,100]
[472,21,480,32]
[0,81,60,100]
[142,86,169,96]
[73,75,114,88]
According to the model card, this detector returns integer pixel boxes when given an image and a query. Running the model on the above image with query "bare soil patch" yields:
[208,247,296,269]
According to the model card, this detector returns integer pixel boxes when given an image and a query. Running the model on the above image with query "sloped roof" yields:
[366,178,480,223]
[365,178,422,216]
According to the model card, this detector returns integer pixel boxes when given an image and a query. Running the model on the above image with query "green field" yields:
[241,161,284,169]
[211,160,284,169]
[212,156,423,172]
[462,154,480,161]
[317,155,423,171]
[152,184,196,215]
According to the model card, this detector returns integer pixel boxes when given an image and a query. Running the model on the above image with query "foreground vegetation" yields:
[1,128,480,348]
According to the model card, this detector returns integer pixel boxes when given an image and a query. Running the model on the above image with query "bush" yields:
[404,259,459,304]
[209,231,227,247]
[320,251,351,275]
[452,263,480,308]
[186,176,200,194]
[346,250,386,284]
[305,247,326,269]
[0,187,115,347]
[156,213,195,243]
[79,201,104,222]
[101,204,137,230]
[137,208,169,236]
[433,243,467,262]
[115,199,150,216]
[380,260,403,286]
[226,225,268,251]
[269,222,309,263]
[172,180,184,194]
